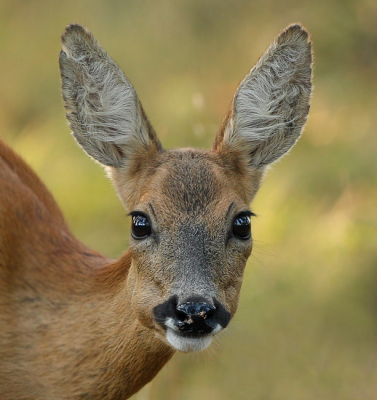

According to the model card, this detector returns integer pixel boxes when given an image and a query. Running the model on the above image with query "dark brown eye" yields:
[131,213,151,239]
[233,213,251,240]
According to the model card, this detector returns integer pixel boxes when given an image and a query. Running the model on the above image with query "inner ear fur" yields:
[59,24,162,169]
[213,24,312,171]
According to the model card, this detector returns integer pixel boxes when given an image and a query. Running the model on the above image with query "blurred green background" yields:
[1,0,376,399]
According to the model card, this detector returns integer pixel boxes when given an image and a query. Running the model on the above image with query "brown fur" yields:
[0,139,173,399]
[0,23,312,399]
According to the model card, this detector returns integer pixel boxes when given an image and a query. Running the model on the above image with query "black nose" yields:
[175,301,216,334]
[153,295,231,337]
[176,301,215,320]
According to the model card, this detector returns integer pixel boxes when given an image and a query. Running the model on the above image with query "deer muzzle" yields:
[153,295,231,352]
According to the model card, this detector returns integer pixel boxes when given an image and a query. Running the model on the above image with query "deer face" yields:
[116,150,257,351]
[59,24,312,352]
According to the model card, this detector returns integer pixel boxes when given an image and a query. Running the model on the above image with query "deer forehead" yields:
[134,149,248,220]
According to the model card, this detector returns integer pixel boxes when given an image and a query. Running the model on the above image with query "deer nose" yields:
[174,298,217,335]
[175,301,216,334]
[153,295,231,337]
[176,302,215,319]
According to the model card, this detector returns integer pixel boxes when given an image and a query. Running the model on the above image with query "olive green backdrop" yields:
[1,1,376,399]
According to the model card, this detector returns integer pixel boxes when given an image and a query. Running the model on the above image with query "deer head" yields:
[59,23,312,353]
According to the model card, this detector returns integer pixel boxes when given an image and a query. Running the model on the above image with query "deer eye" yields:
[232,213,251,240]
[131,213,151,239]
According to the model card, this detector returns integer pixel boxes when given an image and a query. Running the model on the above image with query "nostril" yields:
[205,305,216,319]
[175,307,188,322]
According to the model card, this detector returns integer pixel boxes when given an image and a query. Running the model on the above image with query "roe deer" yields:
[0,24,312,399]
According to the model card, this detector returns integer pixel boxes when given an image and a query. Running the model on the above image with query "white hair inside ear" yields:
[221,24,312,169]
[59,24,161,168]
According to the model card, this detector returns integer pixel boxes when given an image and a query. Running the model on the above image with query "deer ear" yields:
[59,24,162,168]
[213,24,312,169]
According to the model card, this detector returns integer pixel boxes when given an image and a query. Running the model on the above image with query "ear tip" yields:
[282,23,309,36]
[62,23,86,39]
[61,23,95,48]
[278,23,311,47]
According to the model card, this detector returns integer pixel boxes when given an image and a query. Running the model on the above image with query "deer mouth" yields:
[163,317,222,352]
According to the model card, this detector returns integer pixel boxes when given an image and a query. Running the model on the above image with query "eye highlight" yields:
[130,212,151,239]
[232,212,253,240]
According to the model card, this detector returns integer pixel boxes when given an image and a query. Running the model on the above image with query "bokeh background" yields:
[1,1,376,399]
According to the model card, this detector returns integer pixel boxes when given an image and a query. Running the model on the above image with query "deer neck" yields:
[84,252,174,398]
[46,251,175,399]
[6,248,173,399]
